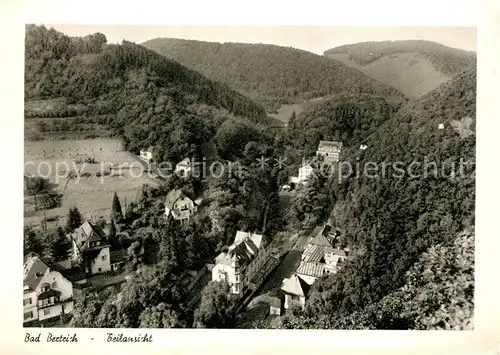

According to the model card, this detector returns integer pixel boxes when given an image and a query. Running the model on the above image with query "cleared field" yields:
[24,138,160,225]
[327,52,451,99]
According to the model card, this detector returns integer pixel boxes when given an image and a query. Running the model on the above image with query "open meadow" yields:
[24,138,160,227]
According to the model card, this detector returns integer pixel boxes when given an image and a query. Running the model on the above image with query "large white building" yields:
[316,140,343,163]
[23,254,74,324]
[212,231,276,295]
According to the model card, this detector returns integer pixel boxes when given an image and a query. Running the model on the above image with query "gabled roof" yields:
[216,231,266,268]
[280,274,310,297]
[302,244,325,263]
[296,261,325,278]
[23,255,49,291]
[165,189,194,210]
[234,231,264,249]
[73,220,108,252]
[308,229,335,249]
[317,140,343,151]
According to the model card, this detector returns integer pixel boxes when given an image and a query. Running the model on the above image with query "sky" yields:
[48,25,476,54]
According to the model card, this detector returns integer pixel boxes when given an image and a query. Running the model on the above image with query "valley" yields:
[22,25,476,331]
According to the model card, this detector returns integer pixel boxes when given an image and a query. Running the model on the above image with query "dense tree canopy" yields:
[143,38,405,110]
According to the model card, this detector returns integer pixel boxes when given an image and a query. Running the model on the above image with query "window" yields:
[24,311,33,320]
[23,298,32,306]
[291,295,300,301]
[98,268,102,272]
[102,255,107,261]
[51,282,57,288]
[44,309,50,316]
[41,285,49,292]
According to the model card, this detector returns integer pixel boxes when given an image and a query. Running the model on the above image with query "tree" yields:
[139,303,187,328]
[23,226,45,257]
[193,281,237,328]
[66,206,83,232]
[50,226,72,262]
[108,219,119,248]
[26,176,50,211]
[111,192,123,222]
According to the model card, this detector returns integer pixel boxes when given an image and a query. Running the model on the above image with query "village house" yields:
[175,157,193,177]
[296,225,348,284]
[212,231,275,296]
[139,146,154,164]
[69,220,111,275]
[289,163,315,187]
[23,254,74,325]
[280,274,310,310]
[316,140,343,163]
[165,189,198,224]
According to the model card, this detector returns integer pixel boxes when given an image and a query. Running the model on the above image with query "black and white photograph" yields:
[20,22,479,332]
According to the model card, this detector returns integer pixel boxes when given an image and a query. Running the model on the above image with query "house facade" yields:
[212,231,273,295]
[70,221,111,275]
[280,274,310,310]
[139,146,154,164]
[23,254,74,324]
[316,140,343,163]
[165,189,197,223]
[289,164,315,187]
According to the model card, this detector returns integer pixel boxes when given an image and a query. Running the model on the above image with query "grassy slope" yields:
[324,40,476,99]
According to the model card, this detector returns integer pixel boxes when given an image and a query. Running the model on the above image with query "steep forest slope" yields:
[276,66,476,329]
[24,25,269,161]
[324,40,476,99]
[286,93,404,153]
[142,38,405,110]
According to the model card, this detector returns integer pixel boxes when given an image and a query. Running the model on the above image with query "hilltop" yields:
[24,25,269,161]
[142,38,405,110]
[324,40,476,99]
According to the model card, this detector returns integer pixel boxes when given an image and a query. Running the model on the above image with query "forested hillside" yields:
[24,25,268,161]
[286,93,404,153]
[269,66,476,329]
[142,38,405,110]
[324,40,476,99]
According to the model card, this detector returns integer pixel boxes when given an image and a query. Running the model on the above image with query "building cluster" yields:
[277,225,349,314]
[23,220,127,326]
[288,140,343,189]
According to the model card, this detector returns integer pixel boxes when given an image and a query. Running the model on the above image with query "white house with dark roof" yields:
[70,220,111,275]
[165,189,197,224]
[23,254,74,324]
[316,140,343,163]
[139,146,154,164]
[280,274,310,310]
[212,231,275,295]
